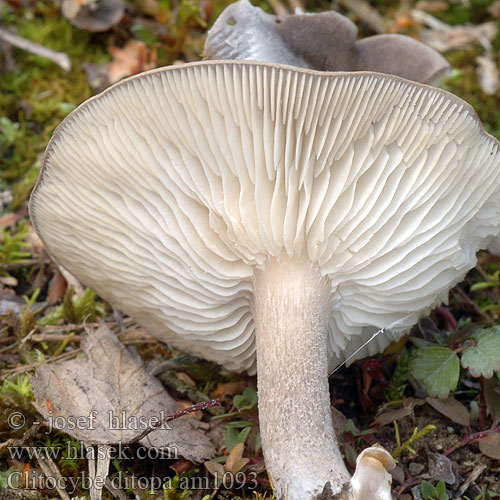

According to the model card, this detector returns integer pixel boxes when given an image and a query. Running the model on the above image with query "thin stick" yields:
[267,0,289,16]
[336,0,387,33]
[37,455,71,500]
[0,27,71,71]
[133,399,221,442]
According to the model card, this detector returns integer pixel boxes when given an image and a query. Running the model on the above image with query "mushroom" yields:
[30,61,500,499]
[62,0,125,32]
[350,446,395,500]
[204,0,450,86]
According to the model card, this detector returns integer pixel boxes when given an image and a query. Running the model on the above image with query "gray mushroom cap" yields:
[62,0,125,32]
[205,0,450,86]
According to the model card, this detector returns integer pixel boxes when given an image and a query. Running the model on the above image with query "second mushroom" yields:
[30,61,500,499]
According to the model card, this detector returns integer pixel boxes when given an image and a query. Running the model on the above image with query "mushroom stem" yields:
[253,257,350,500]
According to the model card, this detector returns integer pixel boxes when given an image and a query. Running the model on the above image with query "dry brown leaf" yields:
[478,431,500,460]
[31,323,215,461]
[118,327,154,343]
[225,442,249,474]
[47,269,67,305]
[374,407,413,426]
[108,41,157,85]
[0,213,20,229]
[212,381,246,398]
[177,372,196,386]
[426,397,470,428]
[488,0,500,18]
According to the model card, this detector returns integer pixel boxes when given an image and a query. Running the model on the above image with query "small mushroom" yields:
[350,446,395,500]
[30,61,500,499]
[204,0,449,86]
[62,0,125,32]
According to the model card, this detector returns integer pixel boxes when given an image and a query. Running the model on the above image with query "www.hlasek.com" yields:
[7,471,259,494]
[7,441,180,461]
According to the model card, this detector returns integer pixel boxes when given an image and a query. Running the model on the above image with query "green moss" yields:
[0,8,110,207]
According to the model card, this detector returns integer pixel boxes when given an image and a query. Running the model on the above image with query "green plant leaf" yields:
[225,425,252,451]
[421,480,437,499]
[461,328,500,378]
[410,347,460,398]
[225,420,255,429]
[233,387,257,411]
[436,480,446,496]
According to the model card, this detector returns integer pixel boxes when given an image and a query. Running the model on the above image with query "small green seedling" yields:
[420,480,449,500]
[213,386,260,451]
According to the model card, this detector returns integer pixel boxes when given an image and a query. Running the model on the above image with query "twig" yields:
[443,425,500,456]
[287,0,304,13]
[37,454,71,500]
[452,464,487,499]
[267,0,289,16]
[336,0,387,33]
[133,399,221,442]
[453,286,493,322]
[0,27,71,71]
[0,422,44,452]
[0,258,50,271]
[1,347,83,376]
[30,333,84,342]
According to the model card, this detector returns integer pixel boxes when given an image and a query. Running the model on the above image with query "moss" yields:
[0,7,110,206]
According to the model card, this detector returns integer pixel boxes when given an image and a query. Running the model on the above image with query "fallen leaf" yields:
[488,0,500,18]
[62,0,125,32]
[108,40,157,84]
[47,270,67,305]
[225,442,249,474]
[478,431,500,459]
[484,377,500,426]
[177,372,196,386]
[170,459,193,477]
[212,381,246,398]
[31,323,215,461]
[0,213,20,229]
[426,397,470,428]
[374,407,412,426]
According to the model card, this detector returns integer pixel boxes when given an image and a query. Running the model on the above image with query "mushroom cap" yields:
[62,0,125,32]
[351,446,395,500]
[30,61,500,373]
[204,0,450,86]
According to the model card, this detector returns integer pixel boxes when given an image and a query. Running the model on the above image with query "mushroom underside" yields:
[30,61,500,499]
